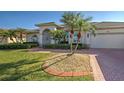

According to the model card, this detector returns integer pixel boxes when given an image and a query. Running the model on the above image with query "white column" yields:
[68,32,71,44]
[38,27,45,47]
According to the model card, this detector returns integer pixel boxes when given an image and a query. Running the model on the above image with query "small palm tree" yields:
[61,12,81,53]
[73,16,96,53]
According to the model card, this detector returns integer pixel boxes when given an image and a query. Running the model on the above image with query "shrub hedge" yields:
[42,44,89,49]
[0,42,38,49]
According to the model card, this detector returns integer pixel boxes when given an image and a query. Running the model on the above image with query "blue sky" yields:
[0,11,124,29]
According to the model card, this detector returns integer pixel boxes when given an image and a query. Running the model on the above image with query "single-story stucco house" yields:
[1,22,124,49]
[0,33,27,44]
[28,22,124,49]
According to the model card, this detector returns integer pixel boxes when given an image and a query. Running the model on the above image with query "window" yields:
[31,35,38,42]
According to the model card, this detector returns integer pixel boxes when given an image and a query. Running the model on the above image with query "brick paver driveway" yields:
[83,49,124,81]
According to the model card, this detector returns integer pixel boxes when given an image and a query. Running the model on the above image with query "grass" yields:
[0,49,93,81]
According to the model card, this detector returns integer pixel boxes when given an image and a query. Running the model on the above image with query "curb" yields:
[90,55,105,81]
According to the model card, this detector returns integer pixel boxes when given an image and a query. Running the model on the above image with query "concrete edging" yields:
[90,55,105,81]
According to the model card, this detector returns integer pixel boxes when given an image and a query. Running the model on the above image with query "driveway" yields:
[83,49,124,81]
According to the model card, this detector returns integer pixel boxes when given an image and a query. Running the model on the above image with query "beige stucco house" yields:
[1,22,124,49]
[33,22,124,49]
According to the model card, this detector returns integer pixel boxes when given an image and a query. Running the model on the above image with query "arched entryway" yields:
[42,29,51,45]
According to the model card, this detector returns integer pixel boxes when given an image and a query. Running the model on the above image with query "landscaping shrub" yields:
[23,42,38,45]
[42,44,89,49]
[43,44,70,49]
[23,42,38,48]
[0,42,38,49]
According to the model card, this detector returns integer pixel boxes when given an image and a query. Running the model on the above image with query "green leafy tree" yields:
[50,30,66,44]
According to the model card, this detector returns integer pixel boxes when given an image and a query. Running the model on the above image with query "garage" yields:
[90,33,124,49]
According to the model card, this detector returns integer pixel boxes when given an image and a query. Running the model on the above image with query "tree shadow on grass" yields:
[0,57,41,71]
[0,58,42,81]
[41,54,71,70]
[0,54,71,81]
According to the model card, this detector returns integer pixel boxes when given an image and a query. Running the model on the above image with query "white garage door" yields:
[90,33,124,48]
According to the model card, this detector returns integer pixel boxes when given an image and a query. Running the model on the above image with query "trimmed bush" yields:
[43,44,70,49]
[23,42,38,45]
[42,44,89,49]
[0,43,38,49]
[23,42,38,48]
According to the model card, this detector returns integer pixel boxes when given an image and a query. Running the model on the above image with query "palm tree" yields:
[73,16,96,53]
[61,12,81,53]
[0,29,20,43]
[15,28,27,43]
[8,29,18,43]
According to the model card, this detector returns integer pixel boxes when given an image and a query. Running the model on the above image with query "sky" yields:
[1,11,124,29]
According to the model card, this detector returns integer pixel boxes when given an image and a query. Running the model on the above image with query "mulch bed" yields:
[42,53,92,77]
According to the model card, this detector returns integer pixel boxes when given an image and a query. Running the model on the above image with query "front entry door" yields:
[42,31,51,45]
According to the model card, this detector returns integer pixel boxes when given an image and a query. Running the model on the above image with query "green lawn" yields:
[0,49,93,81]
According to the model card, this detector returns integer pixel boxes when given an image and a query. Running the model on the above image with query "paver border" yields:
[90,55,105,81]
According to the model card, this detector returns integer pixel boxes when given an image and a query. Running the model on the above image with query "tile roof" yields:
[35,22,59,27]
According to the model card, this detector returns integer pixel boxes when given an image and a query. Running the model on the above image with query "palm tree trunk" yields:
[20,33,23,43]
[73,31,81,54]
[13,35,18,43]
[73,39,79,54]
[10,37,15,43]
[70,37,73,53]
[70,28,74,54]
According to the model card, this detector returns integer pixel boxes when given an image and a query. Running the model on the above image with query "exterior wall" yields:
[68,31,88,44]
[90,28,124,48]
[80,32,89,44]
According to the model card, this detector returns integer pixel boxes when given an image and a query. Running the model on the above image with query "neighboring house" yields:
[35,22,124,49]
[0,34,26,44]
